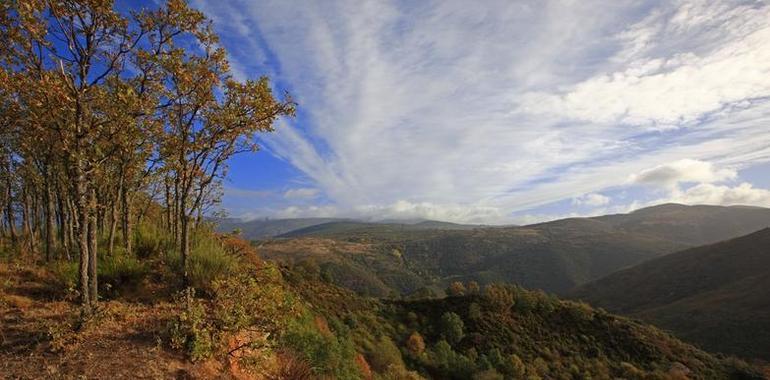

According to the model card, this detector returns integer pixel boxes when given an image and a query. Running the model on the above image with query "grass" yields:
[164,229,238,292]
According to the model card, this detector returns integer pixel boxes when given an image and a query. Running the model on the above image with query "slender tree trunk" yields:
[180,213,190,285]
[122,191,132,255]
[173,177,180,245]
[44,177,56,261]
[108,175,122,256]
[66,196,76,261]
[5,186,15,244]
[164,178,172,232]
[75,176,91,312]
[20,186,36,255]
[57,186,67,251]
[88,188,98,305]
[108,201,118,256]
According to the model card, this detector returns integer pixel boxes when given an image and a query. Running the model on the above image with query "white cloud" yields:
[194,0,770,223]
[670,182,770,207]
[521,1,770,128]
[283,187,321,200]
[354,201,503,224]
[573,193,611,207]
[630,159,737,188]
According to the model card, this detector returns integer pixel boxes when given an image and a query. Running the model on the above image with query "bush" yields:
[429,340,475,379]
[168,288,214,361]
[473,369,504,380]
[406,331,426,357]
[282,313,363,379]
[168,265,298,362]
[483,284,515,313]
[270,351,315,380]
[51,260,79,291]
[211,265,298,334]
[165,230,238,291]
[440,312,465,344]
[133,223,174,258]
[467,281,481,295]
[380,364,426,380]
[99,252,148,296]
[447,281,466,296]
[367,335,404,372]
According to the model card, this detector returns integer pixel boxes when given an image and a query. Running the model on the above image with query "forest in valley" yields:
[1,1,769,379]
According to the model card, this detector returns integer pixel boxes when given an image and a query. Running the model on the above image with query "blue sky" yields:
[143,0,770,223]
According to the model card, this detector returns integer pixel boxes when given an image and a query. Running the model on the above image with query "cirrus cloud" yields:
[192,0,770,223]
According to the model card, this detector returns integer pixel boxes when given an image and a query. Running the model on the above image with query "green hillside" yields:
[262,204,770,297]
[571,228,770,360]
[285,271,765,379]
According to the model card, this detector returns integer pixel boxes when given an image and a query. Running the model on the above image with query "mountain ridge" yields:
[571,228,770,359]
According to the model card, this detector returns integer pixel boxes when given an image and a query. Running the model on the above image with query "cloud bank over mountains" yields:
[194,0,770,223]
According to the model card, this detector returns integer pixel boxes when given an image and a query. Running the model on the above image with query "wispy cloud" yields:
[193,0,770,222]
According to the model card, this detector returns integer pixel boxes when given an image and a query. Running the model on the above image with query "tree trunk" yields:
[173,177,180,245]
[180,213,190,285]
[44,177,56,261]
[74,170,91,312]
[122,191,132,255]
[5,183,15,244]
[88,188,98,305]
[164,179,172,232]
[66,196,76,261]
[108,176,122,256]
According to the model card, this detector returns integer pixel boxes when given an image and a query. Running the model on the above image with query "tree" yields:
[440,312,465,344]
[467,281,480,295]
[149,1,294,282]
[447,281,466,296]
[0,0,292,312]
[406,331,426,356]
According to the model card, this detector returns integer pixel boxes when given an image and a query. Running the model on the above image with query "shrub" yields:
[483,284,515,313]
[98,252,148,297]
[165,231,238,291]
[168,265,298,362]
[430,340,475,379]
[473,369,504,380]
[168,288,214,361]
[380,364,426,380]
[468,302,482,321]
[51,260,79,291]
[447,281,466,296]
[211,265,298,334]
[440,312,465,344]
[270,351,315,380]
[367,335,404,372]
[282,314,362,379]
[133,223,173,258]
[500,354,526,378]
[406,331,426,356]
[467,281,481,295]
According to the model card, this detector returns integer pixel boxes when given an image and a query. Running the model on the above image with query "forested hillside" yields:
[572,228,770,360]
[256,204,770,296]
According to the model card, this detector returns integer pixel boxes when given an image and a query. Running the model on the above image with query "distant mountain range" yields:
[234,204,770,297]
[571,228,770,360]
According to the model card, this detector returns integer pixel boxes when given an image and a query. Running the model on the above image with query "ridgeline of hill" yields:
[246,204,770,297]
[571,228,770,360]
[213,217,350,240]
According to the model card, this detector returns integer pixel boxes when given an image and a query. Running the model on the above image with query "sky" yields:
[162,0,770,224]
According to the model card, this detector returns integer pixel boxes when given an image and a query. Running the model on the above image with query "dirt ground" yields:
[0,263,222,379]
